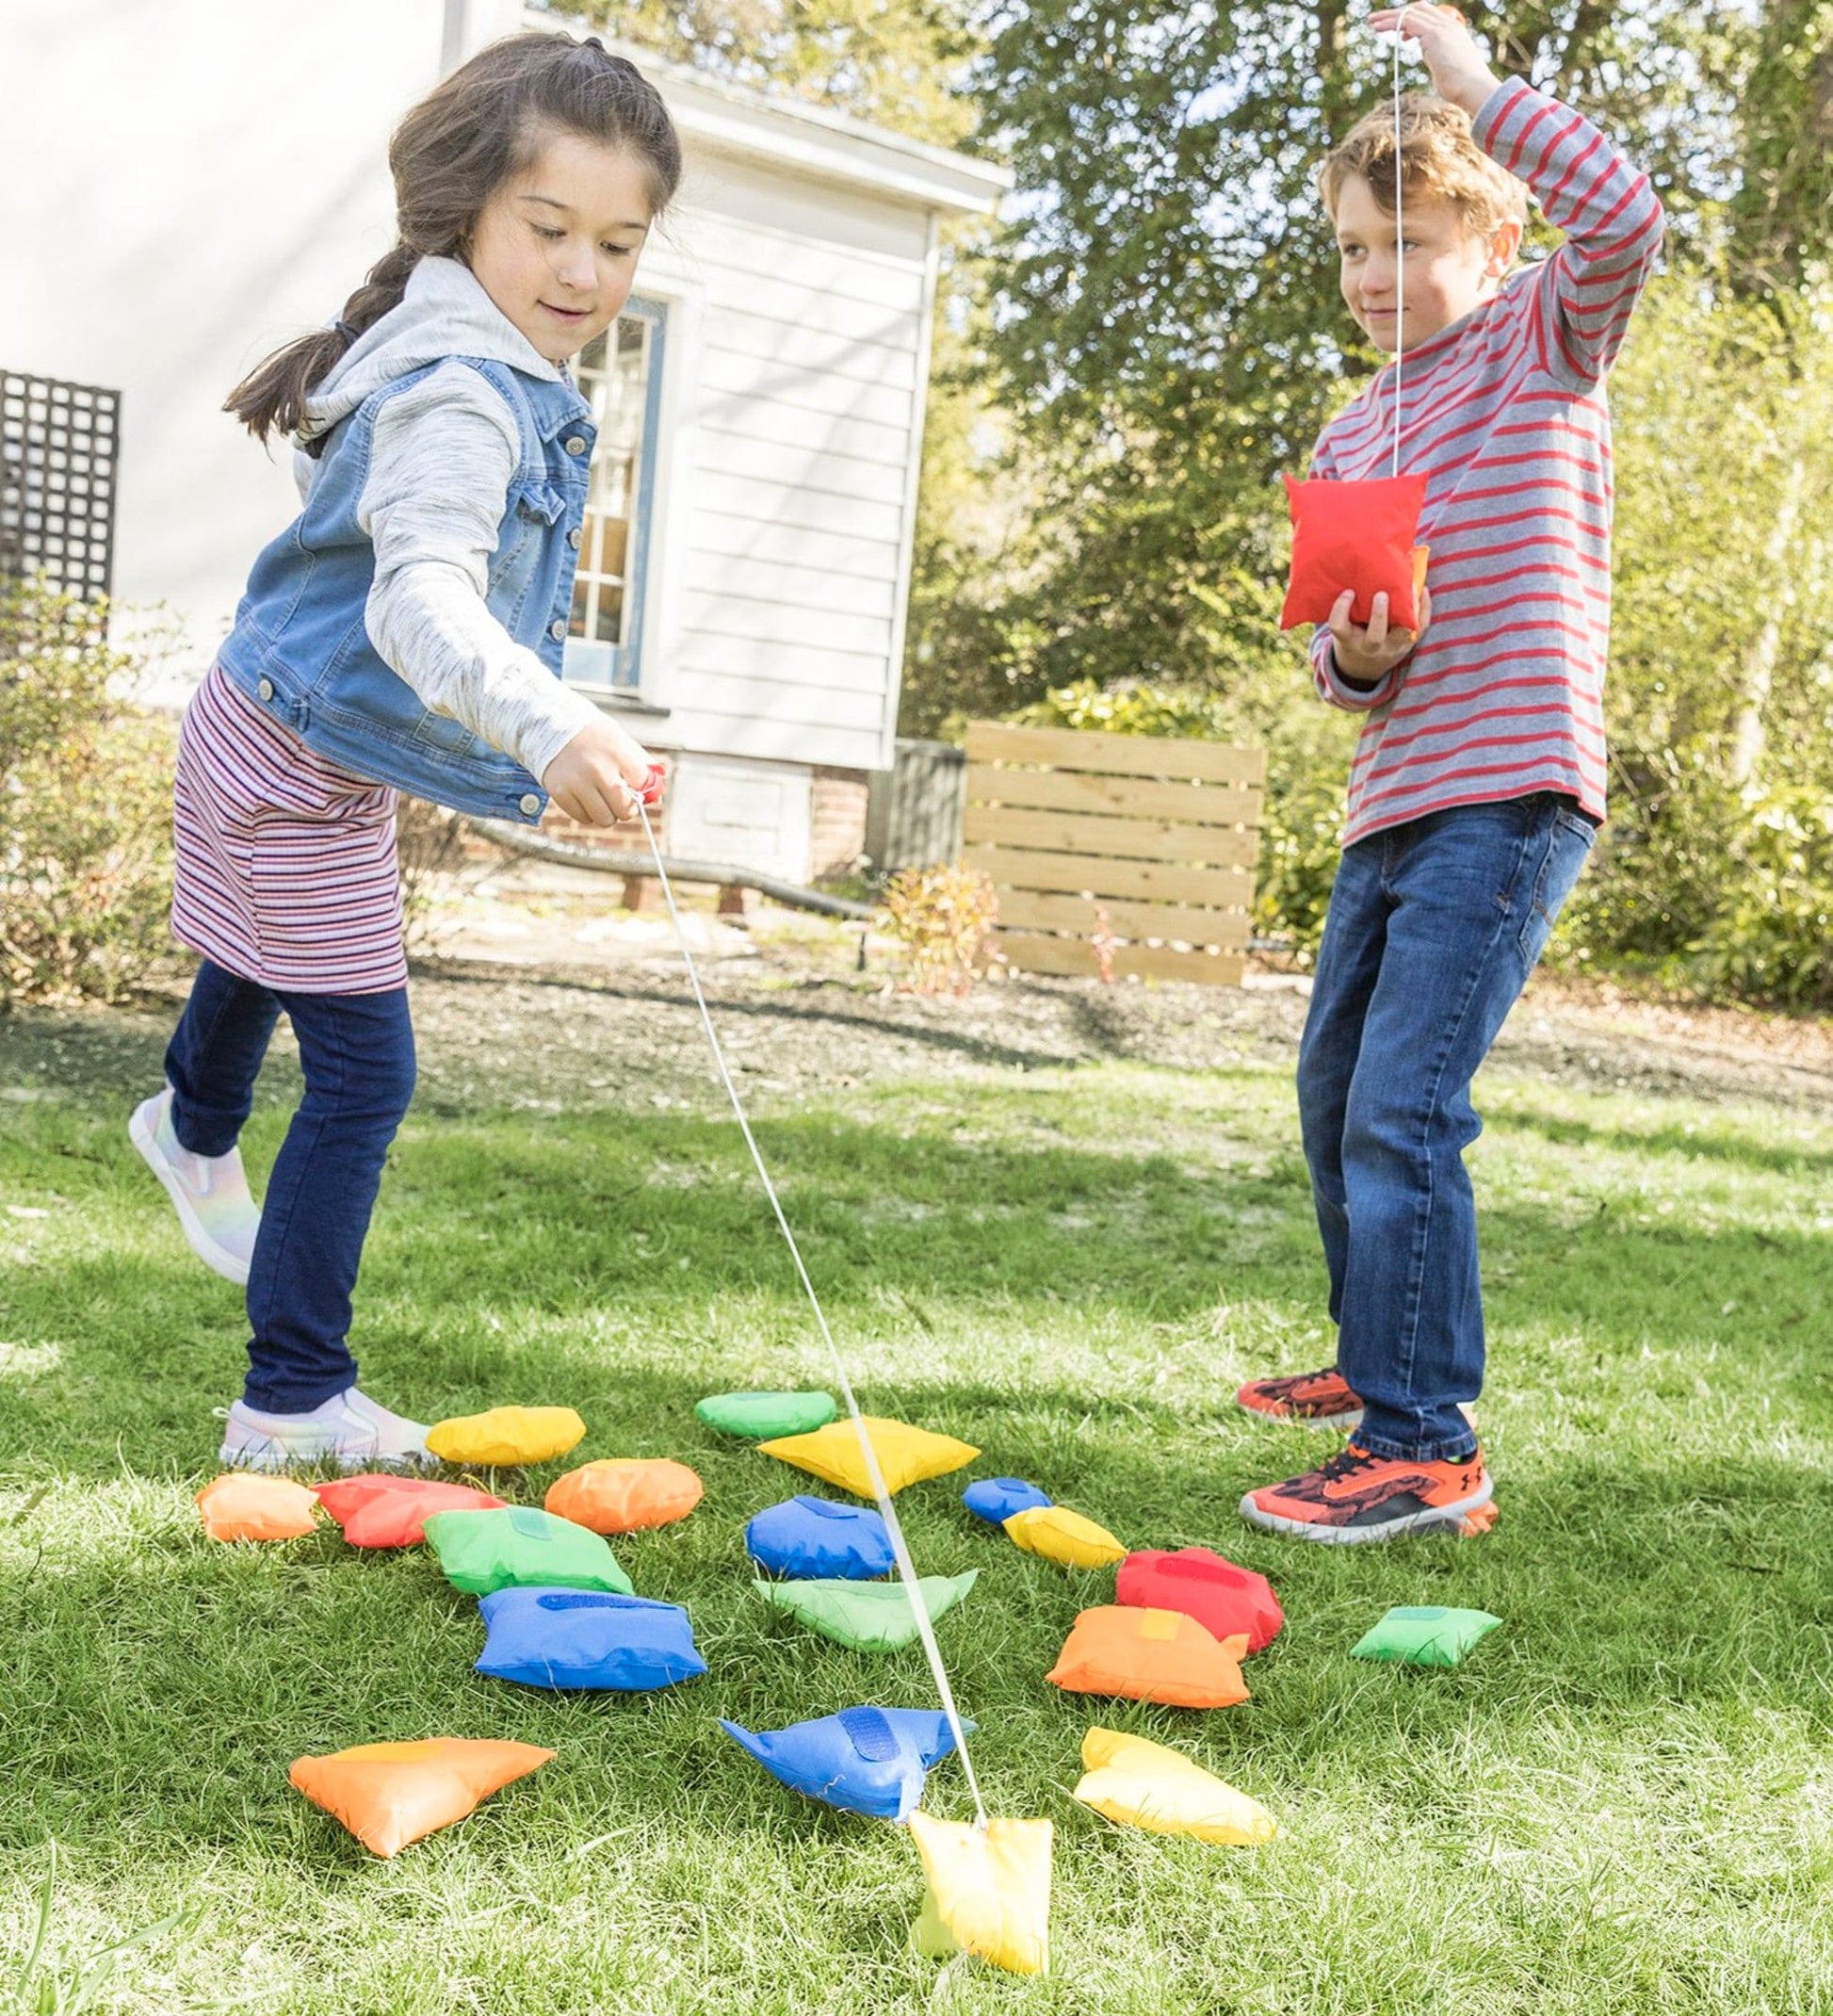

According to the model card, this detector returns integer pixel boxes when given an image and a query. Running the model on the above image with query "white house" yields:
[0,0,1009,882]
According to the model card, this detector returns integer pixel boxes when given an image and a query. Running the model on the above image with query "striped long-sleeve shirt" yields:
[1308,79,1664,846]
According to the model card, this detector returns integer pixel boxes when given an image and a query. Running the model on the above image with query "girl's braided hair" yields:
[228,33,681,443]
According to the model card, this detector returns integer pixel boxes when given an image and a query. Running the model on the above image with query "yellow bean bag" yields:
[909,1812,1052,1976]
[1072,1728,1275,1845]
[426,1406,586,1467]
[544,1457,703,1534]
[197,1473,318,1541]
[1002,1504,1126,1569]
[289,1737,554,1858]
[757,1416,979,1499]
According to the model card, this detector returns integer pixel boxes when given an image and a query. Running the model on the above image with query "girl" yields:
[129,33,681,1471]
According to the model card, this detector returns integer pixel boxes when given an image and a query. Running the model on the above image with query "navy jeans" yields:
[163,959,416,1412]
[1296,793,1596,1462]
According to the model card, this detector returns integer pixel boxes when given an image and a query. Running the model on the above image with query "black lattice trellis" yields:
[0,371,122,604]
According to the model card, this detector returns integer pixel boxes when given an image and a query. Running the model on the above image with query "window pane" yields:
[567,312,654,660]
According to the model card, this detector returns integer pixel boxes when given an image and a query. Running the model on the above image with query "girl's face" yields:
[1334,171,1520,351]
[466,131,655,363]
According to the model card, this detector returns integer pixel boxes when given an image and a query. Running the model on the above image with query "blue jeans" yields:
[163,959,416,1412]
[1296,793,1596,1462]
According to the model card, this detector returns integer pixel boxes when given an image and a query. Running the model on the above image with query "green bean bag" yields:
[422,1505,633,1598]
[753,1570,977,1650]
[694,1390,837,1439]
[1349,1605,1500,1668]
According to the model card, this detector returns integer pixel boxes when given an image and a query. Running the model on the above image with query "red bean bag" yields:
[1116,1547,1283,1654]
[1280,472,1429,631]
[314,1473,507,1550]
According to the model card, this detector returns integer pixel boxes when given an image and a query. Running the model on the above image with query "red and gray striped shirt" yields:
[1308,79,1664,846]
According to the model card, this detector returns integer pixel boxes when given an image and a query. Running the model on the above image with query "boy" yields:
[1236,5,1663,1540]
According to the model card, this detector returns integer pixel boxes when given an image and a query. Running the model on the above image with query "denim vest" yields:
[217,358,594,823]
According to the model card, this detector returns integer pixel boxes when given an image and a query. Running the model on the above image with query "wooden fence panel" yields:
[965,721,1262,987]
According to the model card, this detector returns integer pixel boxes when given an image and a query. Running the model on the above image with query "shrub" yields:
[0,581,175,1006]
[875,862,1000,995]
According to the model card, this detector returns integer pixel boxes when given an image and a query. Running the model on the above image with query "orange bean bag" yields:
[197,1473,318,1541]
[544,1457,704,1535]
[1280,472,1430,631]
[314,1473,508,1549]
[1046,1605,1250,1709]
[288,1738,555,1858]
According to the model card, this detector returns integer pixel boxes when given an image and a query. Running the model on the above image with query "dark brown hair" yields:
[1320,92,1527,236]
[227,33,682,442]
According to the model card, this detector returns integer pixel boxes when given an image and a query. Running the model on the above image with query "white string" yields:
[1392,9,1405,477]
[635,802,990,1829]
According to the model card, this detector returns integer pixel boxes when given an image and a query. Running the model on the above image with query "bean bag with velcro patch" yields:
[1046,1605,1250,1709]
[1349,1604,1500,1668]
[722,1706,970,1821]
[475,1586,706,1691]
[1116,1546,1283,1653]
[422,1505,633,1598]
[746,1495,896,1580]
[288,1737,554,1858]
[963,1476,1051,1525]
[544,1457,703,1535]
[315,1473,507,1549]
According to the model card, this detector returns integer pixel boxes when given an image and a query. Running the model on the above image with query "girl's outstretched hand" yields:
[1367,7,1500,116]
[543,714,655,827]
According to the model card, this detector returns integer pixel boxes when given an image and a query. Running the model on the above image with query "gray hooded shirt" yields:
[292,255,602,784]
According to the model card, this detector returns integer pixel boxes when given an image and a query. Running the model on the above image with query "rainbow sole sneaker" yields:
[1235,1366,1364,1431]
[1240,1443,1493,1544]
[130,1086,261,1287]
[218,1389,434,1473]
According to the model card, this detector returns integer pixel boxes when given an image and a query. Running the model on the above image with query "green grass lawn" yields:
[1,985,1830,2014]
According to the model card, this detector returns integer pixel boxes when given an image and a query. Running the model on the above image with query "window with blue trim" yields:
[563,295,665,691]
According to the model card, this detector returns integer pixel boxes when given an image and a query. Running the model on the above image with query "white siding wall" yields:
[0,0,435,680]
[636,156,933,777]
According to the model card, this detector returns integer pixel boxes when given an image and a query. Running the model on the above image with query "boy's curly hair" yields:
[1320,93,1528,236]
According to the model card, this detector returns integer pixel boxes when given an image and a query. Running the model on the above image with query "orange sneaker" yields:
[1235,1366,1364,1430]
[1240,1443,1491,1544]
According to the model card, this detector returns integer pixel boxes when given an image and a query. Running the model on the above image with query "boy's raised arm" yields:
[1373,5,1663,390]
[1475,82,1664,389]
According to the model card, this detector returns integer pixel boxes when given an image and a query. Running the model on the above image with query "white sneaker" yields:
[218,1388,434,1472]
[130,1086,261,1286]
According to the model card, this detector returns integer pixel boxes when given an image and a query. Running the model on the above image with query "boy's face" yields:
[1334,172,1521,352]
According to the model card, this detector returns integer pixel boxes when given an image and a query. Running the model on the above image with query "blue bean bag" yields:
[746,1495,896,1580]
[963,1477,1051,1525]
[475,1586,706,1692]
[721,1706,973,1821]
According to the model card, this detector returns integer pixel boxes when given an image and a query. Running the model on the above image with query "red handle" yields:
[637,762,666,808]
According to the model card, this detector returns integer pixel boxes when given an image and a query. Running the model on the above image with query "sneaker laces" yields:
[1314,1444,1379,1484]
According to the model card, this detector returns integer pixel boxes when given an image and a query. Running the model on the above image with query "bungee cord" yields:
[635,799,990,1829]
